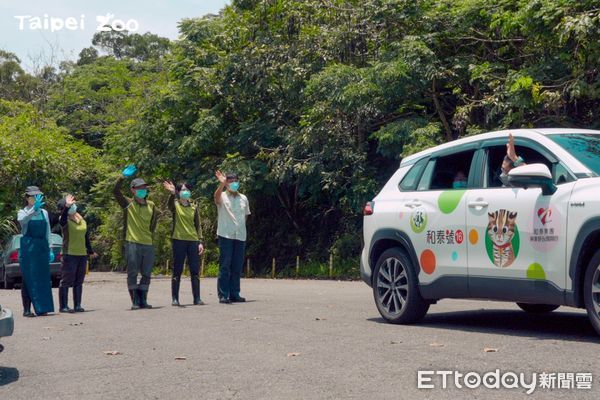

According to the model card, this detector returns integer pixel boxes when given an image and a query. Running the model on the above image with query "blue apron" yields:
[20,216,54,314]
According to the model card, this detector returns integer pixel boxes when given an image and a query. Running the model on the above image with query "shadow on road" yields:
[368,309,600,343]
[0,367,19,386]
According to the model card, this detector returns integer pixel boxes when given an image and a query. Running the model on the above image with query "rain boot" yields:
[139,289,152,309]
[73,285,85,312]
[191,274,204,305]
[59,287,73,313]
[129,289,140,310]
[171,276,180,306]
[22,289,34,317]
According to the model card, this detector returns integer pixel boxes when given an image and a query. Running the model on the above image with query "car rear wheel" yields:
[583,249,600,336]
[516,303,559,313]
[373,247,429,324]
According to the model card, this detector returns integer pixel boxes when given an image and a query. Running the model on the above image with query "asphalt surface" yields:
[0,272,599,400]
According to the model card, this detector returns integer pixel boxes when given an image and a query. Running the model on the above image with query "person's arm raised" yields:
[214,170,227,205]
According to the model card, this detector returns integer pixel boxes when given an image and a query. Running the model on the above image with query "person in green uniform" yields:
[17,186,55,317]
[163,181,205,306]
[113,165,158,310]
[57,194,98,313]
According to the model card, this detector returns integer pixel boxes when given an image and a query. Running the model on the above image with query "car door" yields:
[401,147,477,298]
[466,138,574,303]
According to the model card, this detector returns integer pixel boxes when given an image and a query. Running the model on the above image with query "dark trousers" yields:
[172,239,200,277]
[217,236,246,300]
[60,255,87,288]
[125,242,155,291]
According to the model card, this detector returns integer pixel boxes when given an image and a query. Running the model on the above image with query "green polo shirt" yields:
[65,218,88,256]
[172,201,201,241]
[125,201,156,245]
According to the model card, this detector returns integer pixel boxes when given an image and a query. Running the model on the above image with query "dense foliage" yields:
[1,0,598,275]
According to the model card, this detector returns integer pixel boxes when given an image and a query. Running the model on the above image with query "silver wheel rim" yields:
[592,264,600,317]
[376,257,408,315]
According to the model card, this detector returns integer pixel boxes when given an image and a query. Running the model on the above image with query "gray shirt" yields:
[217,191,251,241]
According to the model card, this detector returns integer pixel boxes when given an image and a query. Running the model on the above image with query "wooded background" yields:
[1,0,598,277]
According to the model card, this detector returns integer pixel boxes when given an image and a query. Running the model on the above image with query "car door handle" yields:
[405,200,422,208]
[468,201,489,208]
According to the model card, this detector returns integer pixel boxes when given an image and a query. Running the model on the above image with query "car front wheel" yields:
[584,249,600,336]
[373,247,429,324]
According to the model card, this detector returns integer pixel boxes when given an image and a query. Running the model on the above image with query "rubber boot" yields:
[171,276,180,306]
[22,287,34,317]
[73,285,85,312]
[139,289,152,309]
[191,274,204,305]
[59,287,73,313]
[23,298,35,317]
[129,289,140,310]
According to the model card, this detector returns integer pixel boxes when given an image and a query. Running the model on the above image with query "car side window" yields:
[399,157,428,191]
[484,144,572,188]
[552,162,574,185]
[417,160,436,191]
[417,149,476,191]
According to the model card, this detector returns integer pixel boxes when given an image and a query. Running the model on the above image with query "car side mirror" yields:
[507,163,557,196]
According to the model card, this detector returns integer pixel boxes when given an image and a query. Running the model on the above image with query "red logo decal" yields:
[455,230,464,244]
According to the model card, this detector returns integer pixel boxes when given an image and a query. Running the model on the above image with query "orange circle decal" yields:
[469,229,479,245]
[420,249,436,275]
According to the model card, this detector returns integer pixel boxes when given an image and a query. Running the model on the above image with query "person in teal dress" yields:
[17,186,55,317]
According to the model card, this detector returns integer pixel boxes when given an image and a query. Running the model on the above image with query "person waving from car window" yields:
[499,133,527,186]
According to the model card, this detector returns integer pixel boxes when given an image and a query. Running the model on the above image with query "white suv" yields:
[361,128,600,335]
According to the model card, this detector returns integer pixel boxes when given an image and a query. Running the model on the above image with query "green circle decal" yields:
[438,190,466,214]
[485,225,520,268]
[410,210,427,233]
[527,263,546,280]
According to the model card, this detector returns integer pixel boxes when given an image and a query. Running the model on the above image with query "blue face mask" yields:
[180,190,191,200]
[68,204,77,215]
[135,189,148,199]
[229,182,240,192]
[452,181,467,189]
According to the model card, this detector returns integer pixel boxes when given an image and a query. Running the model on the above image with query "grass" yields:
[150,259,360,280]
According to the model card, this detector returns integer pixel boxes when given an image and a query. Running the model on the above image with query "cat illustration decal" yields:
[486,209,519,268]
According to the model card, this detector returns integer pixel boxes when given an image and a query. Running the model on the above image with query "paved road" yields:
[0,273,599,399]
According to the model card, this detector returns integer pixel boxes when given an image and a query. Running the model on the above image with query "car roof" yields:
[6,233,62,249]
[401,128,600,165]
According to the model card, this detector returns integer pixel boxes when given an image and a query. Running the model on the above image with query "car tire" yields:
[516,303,559,313]
[583,249,600,336]
[373,247,429,324]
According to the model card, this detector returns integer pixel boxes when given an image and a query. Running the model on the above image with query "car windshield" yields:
[549,133,600,176]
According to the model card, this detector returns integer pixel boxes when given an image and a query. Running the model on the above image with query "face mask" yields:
[452,181,467,189]
[68,204,78,215]
[180,190,191,200]
[135,189,148,199]
[229,182,240,192]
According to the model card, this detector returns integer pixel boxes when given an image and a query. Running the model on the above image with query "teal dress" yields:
[20,216,54,314]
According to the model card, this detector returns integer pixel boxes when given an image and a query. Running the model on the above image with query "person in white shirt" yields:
[214,171,251,304]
